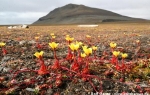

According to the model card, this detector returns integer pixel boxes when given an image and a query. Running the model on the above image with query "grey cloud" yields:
[0,12,47,24]
[115,8,150,19]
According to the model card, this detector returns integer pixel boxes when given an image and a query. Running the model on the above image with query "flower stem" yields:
[53,49,58,60]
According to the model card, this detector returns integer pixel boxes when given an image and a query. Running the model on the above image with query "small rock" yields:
[21,47,27,50]
[28,40,36,44]
[26,88,35,92]
[0,56,11,65]
[101,45,106,51]
[75,88,79,92]
[0,67,3,71]
[7,40,18,46]
[139,83,149,88]
[19,40,26,45]
[46,88,53,95]
[2,67,11,72]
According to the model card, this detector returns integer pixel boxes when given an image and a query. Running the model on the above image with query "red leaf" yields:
[71,60,79,71]
[82,67,89,74]
[66,52,73,60]
[38,65,48,75]
[2,48,7,55]
[51,60,60,70]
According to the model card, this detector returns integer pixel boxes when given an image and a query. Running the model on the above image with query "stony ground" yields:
[0,23,150,95]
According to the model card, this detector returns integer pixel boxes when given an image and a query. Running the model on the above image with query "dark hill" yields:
[32,4,145,25]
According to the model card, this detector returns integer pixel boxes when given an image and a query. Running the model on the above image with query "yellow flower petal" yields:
[51,36,56,39]
[74,44,79,50]
[65,36,74,42]
[66,35,69,37]
[0,42,6,47]
[110,42,117,48]
[81,53,86,58]
[122,53,128,58]
[92,46,97,51]
[35,37,39,40]
[113,51,120,57]
[83,46,92,56]
[69,43,74,51]
[82,46,88,49]
[50,33,55,36]
[69,43,79,51]
[76,41,83,46]
[136,40,140,43]
[86,35,91,38]
[39,51,44,56]
[34,51,44,58]
[49,42,59,50]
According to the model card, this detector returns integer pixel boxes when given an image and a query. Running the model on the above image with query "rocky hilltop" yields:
[32,4,145,25]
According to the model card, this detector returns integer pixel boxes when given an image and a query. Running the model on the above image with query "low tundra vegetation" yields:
[0,25,150,94]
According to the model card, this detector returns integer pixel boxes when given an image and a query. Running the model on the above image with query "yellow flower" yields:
[82,46,88,53]
[113,51,120,57]
[34,51,44,58]
[51,36,56,39]
[136,40,140,43]
[65,36,74,42]
[110,42,117,48]
[66,35,69,37]
[0,42,6,47]
[69,43,79,51]
[76,41,83,46]
[81,53,86,58]
[50,33,55,36]
[92,46,98,51]
[49,42,59,50]
[82,46,92,56]
[86,35,91,38]
[35,36,39,40]
[82,46,88,49]
[121,53,128,58]
[37,33,40,35]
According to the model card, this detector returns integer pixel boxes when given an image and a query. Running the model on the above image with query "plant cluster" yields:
[0,30,150,95]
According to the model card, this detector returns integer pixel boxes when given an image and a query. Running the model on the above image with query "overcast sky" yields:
[0,0,150,25]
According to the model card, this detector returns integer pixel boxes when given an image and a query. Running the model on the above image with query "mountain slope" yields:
[32,4,145,25]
